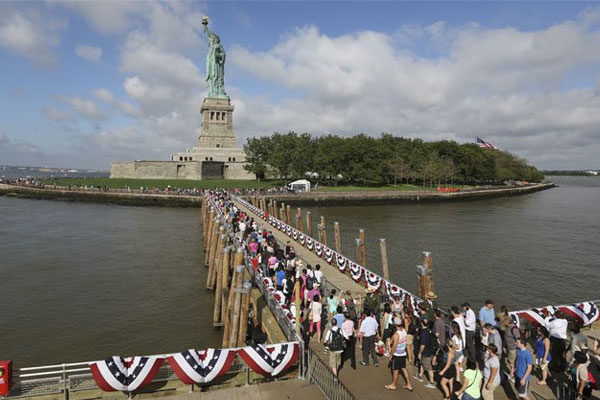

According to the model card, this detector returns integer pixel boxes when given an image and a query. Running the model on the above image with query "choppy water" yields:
[0,176,598,366]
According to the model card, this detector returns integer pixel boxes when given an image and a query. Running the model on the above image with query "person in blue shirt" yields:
[333,306,345,328]
[512,337,533,400]
[479,299,497,329]
[275,266,286,290]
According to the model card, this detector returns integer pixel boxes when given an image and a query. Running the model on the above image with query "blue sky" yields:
[1,1,599,169]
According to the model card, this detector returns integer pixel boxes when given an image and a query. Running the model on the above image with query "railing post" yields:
[62,364,67,400]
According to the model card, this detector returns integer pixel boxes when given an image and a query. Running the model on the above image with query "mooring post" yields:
[228,265,245,347]
[280,202,286,220]
[334,222,342,253]
[203,209,215,254]
[286,205,292,226]
[359,228,366,266]
[237,280,252,346]
[273,200,278,219]
[379,239,390,281]
[306,211,313,238]
[296,208,303,232]
[213,246,229,325]
[319,216,327,245]
[205,218,219,268]
[355,238,361,264]
[294,280,301,334]
[207,230,225,290]
[223,247,244,347]
[422,251,435,296]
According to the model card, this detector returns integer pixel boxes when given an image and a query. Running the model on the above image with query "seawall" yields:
[0,182,555,207]
[259,182,556,206]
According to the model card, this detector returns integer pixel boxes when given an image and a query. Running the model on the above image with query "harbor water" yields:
[0,176,598,366]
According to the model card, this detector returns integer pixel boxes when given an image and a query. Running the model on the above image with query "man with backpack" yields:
[325,317,347,376]
[504,320,521,373]
[414,317,437,388]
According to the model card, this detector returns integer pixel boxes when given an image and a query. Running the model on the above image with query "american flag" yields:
[476,137,498,149]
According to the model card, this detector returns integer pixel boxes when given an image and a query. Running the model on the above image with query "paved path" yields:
[163,379,324,400]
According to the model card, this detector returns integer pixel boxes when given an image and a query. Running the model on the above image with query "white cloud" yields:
[227,16,600,169]
[75,44,102,62]
[44,107,74,121]
[0,129,9,145]
[64,97,107,122]
[52,1,148,35]
[0,8,65,65]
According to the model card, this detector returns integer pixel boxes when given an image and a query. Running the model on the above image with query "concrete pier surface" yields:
[161,380,324,400]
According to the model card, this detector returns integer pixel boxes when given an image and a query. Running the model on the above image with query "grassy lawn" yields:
[313,183,471,192]
[41,178,284,190]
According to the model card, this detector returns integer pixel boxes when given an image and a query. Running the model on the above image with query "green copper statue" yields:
[202,17,228,99]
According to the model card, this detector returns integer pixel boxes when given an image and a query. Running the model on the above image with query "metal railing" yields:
[305,347,355,400]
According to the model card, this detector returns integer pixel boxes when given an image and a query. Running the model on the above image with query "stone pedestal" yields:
[198,98,236,149]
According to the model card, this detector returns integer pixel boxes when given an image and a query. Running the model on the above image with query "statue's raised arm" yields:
[202,17,228,99]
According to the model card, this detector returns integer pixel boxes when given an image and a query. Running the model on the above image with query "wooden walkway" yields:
[234,197,598,400]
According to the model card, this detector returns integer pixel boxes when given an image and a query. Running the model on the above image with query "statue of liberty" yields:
[202,17,228,99]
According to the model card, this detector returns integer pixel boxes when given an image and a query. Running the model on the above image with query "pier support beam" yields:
[318,216,327,245]
[296,208,304,232]
[237,281,252,347]
[205,218,219,268]
[417,251,436,299]
[359,228,366,266]
[228,265,245,348]
[223,248,244,347]
[334,222,342,253]
[273,200,278,219]
[207,230,225,290]
[213,246,229,326]
[286,205,292,226]
[379,239,390,281]
[306,211,313,238]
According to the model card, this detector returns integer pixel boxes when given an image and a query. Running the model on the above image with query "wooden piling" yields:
[220,247,232,322]
[237,281,252,347]
[213,246,229,326]
[294,280,301,334]
[306,211,313,237]
[204,211,215,259]
[205,217,219,267]
[273,200,278,219]
[296,208,304,232]
[228,265,245,348]
[286,205,292,226]
[319,216,327,245]
[422,251,435,296]
[334,222,342,253]
[359,228,366,266]
[207,230,225,290]
[355,238,361,264]
[379,239,390,281]
[222,248,244,347]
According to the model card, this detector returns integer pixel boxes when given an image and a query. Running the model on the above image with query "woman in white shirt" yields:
[451,322,465,377]
[310,295,323,343]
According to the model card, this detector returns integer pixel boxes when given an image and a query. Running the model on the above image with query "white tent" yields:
[288,179,311,192]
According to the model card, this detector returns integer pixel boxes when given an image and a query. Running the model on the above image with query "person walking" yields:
[359,309,379,367]
[547,312,568,371]
[463,302,477,360]
[341,312,356,370]
[439,337,458,400]
[504,318,521,374]
[456,358,483,400]
[452,321,465,377]
[385,317,413,391]
[513,338,533,400]
[534,326,551,385]
[479,300,497,329]
[414,317,437,389]
[324,318,346,376]
[484,324,503,358]
[482,344,501,400]
[310,295,323,343]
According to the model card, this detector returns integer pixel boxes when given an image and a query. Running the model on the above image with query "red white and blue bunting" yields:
[306,237,314,250]
[237,343,299,376]
[286,226,292,236]
[404,293,422,318]
[559,302,600,326]
[167,349,235,384]
[315,243,323,257]
[292,229,298,240]
[89,356,164,392]
[324,248,333,264]
[349,262,363,282]
[384,280,404,300]
[365,271,382,291]
[299,234,305,245]
[336,255,348,272]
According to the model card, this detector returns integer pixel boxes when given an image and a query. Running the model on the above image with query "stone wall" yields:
[110,160,254,180]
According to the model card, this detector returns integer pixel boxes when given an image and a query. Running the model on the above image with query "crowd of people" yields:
[211,191,600,400]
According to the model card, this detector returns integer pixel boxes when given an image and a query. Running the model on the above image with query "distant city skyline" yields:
[0,1,599,170]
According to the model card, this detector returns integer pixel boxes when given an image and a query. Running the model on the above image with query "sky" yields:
[0,1,599,170]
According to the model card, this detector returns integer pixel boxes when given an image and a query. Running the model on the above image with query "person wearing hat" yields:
[364,286,381,331]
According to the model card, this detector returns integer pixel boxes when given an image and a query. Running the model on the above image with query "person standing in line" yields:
[456,358,483,400]
[452,321,465,377]
[327,289,339,315]
[479,300,497,329]
[463,302,477,360]
[504,318,521,374]
[404,309,416,365]
[434,310,447,346]
[414,317,437,389]
[341,312,357,370]
[484,324,503,358]
[451,306,467,349]
[547,312,568,371]
[568,325,589,363]
[313,264,323,286]
[385,317,413,391]
[439,337,458,400]
[359,309,379,367]
[324,318,347,376]
[310,295,323,343]
[573,351,592,399]
[512,338,533,400]
[534,326,551,386]
[482,343,501,400]
[392,295,403,314]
